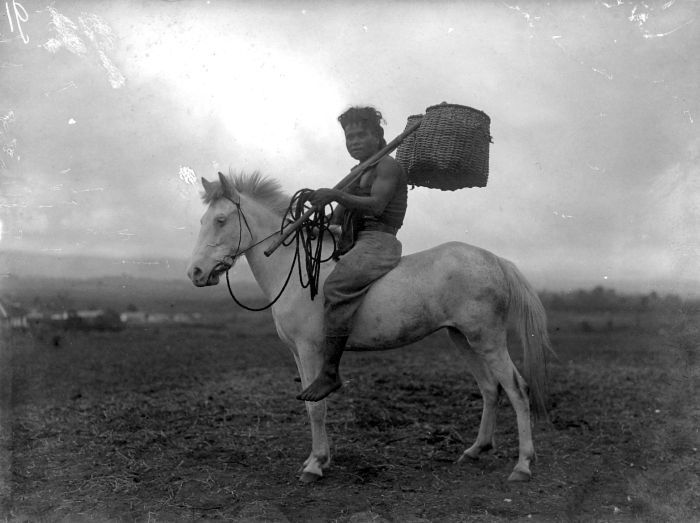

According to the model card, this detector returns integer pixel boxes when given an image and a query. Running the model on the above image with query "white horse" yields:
[187,172,552,483]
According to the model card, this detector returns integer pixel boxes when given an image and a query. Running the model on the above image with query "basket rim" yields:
[425,102,490,122]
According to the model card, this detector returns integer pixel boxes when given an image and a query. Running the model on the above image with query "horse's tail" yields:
[497,257,553,421]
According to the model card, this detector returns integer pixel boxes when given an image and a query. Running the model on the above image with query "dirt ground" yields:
[1,307,698,522]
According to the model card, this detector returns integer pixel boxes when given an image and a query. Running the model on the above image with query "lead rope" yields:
[288,189,337,299]
[224,190,337,311]
[225,248,298,311]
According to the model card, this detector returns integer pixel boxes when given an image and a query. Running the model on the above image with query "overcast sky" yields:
[0,0,698,293]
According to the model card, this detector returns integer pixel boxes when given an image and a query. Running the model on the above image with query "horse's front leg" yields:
[292,342,331,483]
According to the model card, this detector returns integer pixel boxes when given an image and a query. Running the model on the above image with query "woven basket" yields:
[396,103,492,190]
[394,113,424,171]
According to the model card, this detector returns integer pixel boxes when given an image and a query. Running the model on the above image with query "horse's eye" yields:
[216,215,227,225]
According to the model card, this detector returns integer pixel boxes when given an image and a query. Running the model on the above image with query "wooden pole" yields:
[264,117,422,257]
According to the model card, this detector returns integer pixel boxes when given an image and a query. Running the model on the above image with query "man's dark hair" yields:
[337,106,387,149]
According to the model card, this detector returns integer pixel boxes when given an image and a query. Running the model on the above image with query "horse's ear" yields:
[201,177,214,194]
[218,171,238,199]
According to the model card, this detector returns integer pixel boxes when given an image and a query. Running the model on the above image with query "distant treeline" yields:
[1,274,261,315]
[539,286,698,313]
[3,275,697,316]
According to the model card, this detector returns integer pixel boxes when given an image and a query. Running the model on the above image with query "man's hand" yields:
[309,188,338,207]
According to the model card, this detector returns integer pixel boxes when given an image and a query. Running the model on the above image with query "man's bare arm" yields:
[330,203,346,225]
[310,157,400,215]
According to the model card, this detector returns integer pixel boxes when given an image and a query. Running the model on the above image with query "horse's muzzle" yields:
[187,260,231,287]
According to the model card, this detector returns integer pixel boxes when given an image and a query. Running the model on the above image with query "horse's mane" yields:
[201,170,291,217]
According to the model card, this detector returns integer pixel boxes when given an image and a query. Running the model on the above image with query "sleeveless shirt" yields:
[351,162,408,230]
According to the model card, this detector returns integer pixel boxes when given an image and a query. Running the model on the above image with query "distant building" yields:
[173,313,193,323]
[0,302,126,332]
[64,309,124,331]
[0,301,7,330]
[121,311,200,325]
[120,311,148,324]
[26,310,46,327]
[75,310,105,320]
[0,300,28,329]
[146,313,172,324]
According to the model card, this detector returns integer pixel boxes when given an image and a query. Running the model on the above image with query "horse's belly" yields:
[347,276,452,350]
[347,322,442,350]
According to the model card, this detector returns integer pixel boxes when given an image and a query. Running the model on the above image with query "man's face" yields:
[344,122,380,161]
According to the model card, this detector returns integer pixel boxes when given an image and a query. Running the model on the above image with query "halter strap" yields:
[219,188,335,311]
[221,195,296,311]
[222,195,281,260]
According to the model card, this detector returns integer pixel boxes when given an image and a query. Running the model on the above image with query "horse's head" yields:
[187,172,254,287]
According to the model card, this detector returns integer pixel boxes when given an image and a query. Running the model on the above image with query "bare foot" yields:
[296,372,342,401]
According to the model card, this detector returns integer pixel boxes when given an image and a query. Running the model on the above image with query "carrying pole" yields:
[264,118,422,257]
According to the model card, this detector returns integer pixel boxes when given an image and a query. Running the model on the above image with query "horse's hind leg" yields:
[478,331,535,481]
[447,328,499,460]
[451,327,535,481]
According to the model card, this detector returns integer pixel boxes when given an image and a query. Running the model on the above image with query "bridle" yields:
[221,195,279,263]
[211,188,335,311]
[220,195,299,311]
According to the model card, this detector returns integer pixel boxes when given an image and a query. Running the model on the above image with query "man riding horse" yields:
[188,104,550,481]
[297,107,408,402]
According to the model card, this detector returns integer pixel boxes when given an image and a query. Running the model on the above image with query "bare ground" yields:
[1,308,698,522]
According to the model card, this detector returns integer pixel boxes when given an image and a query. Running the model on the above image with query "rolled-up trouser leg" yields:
[323,231,402,337]
[297,231,402,401]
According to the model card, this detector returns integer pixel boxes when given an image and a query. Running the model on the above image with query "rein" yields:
[222,192,336,311]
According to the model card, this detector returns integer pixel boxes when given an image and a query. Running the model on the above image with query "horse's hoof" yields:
[458,450,479,462]
[459,443,492,462]
[507,469,531,482]
[299,471,322,484]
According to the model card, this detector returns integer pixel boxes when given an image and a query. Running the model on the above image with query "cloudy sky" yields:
[0,0,698,293]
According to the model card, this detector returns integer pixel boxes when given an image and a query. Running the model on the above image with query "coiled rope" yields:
[225,189,337,311]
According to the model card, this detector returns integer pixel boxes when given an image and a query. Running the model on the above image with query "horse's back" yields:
[397,241,503,275]
[369,241,507,299]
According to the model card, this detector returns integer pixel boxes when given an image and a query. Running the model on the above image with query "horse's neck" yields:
[245,240,297,299]
[243,210,297,300]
